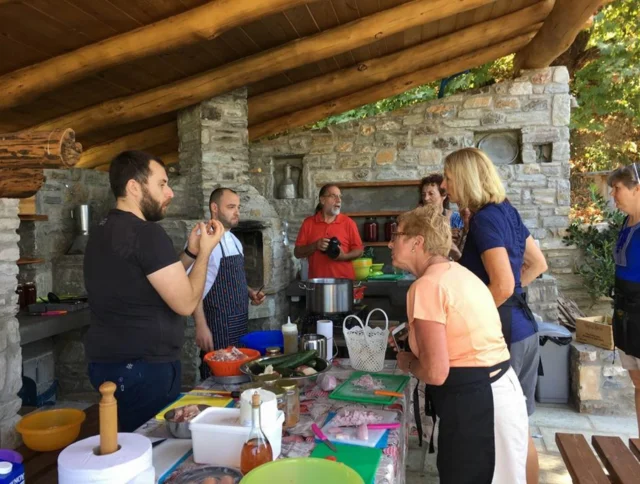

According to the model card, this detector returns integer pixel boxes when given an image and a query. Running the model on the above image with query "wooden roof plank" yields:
[27,0,118,40]
[63,0,142,32]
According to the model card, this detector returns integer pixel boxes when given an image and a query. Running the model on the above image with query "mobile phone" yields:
[391,322,409,351]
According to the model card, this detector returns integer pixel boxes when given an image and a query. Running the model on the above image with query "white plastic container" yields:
[189,407,284,467]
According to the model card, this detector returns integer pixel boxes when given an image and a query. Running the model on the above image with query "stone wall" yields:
[0,199,23,448]
[249,67,574,320]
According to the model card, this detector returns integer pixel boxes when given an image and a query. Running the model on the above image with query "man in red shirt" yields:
[294,184,364,279]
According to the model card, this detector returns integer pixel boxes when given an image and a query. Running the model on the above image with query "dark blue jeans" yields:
[88,360,181,432]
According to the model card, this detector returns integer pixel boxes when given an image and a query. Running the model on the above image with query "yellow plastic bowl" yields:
[354,266,370,281]
[16,408,86,451]
[369,263,384,273]
[352,258,372,268]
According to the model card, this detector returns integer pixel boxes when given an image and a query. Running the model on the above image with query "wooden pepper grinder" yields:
[99,382,118,456]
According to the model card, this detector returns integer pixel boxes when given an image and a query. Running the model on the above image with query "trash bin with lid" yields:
[535,321,573,404]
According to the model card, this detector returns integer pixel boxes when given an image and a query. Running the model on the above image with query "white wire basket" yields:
[342,308,389,372]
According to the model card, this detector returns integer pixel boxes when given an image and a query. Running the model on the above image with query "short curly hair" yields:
[397,204,451,257]
[419,173,450,209]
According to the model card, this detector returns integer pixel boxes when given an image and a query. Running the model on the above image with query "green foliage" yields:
[571,0,640,131]
[563,185,626,303]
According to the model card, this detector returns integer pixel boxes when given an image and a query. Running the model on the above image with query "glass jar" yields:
[16,284,25,309]
[384,217,398,242]
[271,386,286,415]
[363,217,379,242]
[24,282,36,306]
[277,379,300,429]
[265,346,281,357]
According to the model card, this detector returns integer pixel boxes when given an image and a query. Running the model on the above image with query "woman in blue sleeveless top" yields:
[608,164,640,435]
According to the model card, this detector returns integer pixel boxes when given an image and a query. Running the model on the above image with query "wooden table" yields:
[556,433,640,484]
[18,404,99,484]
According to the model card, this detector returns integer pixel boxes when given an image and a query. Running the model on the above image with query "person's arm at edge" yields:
[520,235,548,287]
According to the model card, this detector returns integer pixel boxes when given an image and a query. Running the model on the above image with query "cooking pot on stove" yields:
[299,278,354,314]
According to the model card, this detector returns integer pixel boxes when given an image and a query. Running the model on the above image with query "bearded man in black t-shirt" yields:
[84,150,223,432]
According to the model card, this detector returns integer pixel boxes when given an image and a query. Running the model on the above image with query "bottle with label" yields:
[281,317,298,355]
[363,217,379,242]
[0,460,25,484]
[240,392,273,475]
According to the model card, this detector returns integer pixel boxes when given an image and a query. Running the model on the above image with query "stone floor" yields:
[405,403,639,483]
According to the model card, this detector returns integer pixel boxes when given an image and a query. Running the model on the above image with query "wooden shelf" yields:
[320,180,421,188]
[17,258,45,266]
[344,211,403,217]
[19,214,48,222]
[364,241,390,247]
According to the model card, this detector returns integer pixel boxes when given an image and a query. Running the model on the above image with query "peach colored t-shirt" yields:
[407,262,510,368]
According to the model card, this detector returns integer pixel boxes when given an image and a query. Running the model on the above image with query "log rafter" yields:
[514,0,610,70]
[0,0,314,110]
[31,0,497,137]
[249,33,536,140]
[0,129,82,169]
[0,168,45,199]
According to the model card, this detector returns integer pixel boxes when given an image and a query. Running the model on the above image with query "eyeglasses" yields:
[323,194,342,201]
[390,231,409,241]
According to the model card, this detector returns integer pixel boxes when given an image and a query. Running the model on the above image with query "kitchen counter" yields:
[18,308,91,345]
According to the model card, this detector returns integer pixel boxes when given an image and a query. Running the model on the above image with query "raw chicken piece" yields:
[170,404,202,423]
[219,476,235,484]
[211,347,248,362]
[329,408,383,427]
[351,374,385,390]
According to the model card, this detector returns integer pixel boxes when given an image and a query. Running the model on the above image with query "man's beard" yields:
[329,207,341,216]
[140,186,167,222]
[219,213,239,229]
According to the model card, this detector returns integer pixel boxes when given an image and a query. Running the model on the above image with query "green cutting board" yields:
[310,442,382,484]
[329,371,410,405]
[366,273,404,281]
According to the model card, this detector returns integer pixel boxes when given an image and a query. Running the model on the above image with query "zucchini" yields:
[256,353,297,368]
[282,350,318,369]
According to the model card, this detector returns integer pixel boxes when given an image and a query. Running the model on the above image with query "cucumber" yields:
[256,353,297,368]
[282,350,318,369]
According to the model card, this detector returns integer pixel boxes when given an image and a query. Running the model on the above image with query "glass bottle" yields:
[384,217,398,242]
[24,282,37,306]
[278,379,300,429]
[240,392,273,474]
[363,217,379,242]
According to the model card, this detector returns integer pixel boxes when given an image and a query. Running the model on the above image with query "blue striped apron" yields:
[200,237,249,379]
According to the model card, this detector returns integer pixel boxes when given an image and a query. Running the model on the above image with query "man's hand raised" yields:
[198,219,224,256]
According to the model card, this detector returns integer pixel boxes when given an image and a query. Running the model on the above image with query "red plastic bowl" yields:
[204,347,261,376]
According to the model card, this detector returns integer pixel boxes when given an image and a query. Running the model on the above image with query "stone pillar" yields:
[177,88,250,216]
[0,199,23,448]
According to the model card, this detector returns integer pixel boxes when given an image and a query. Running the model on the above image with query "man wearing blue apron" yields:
[186,188,265,379]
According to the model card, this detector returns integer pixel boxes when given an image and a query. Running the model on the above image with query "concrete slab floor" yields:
[405,403,638,483]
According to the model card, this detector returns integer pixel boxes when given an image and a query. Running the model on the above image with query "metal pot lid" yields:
[305,278,352,284]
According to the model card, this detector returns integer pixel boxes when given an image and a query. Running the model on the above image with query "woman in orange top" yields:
[389,205,528,484]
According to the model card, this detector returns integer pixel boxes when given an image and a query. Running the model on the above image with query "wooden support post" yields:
[0,128,82,168]
[249,33,535,140]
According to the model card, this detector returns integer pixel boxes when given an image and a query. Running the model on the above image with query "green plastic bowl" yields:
[240,458,364,484]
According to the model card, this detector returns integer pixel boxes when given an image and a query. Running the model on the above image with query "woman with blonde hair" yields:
[389,204,528,483]
[443,147,548,484]
[608,164,640,434]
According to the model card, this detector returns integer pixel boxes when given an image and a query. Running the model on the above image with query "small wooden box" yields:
[575,315,614,350]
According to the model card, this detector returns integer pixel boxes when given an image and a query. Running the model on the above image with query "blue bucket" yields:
[239,331,284,355]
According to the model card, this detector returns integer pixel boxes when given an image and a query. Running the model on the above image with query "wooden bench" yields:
[556,432,640,484]
[16,404,99,484]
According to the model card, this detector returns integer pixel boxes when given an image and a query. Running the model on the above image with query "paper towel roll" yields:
[316,319,334,361]
[240,388,277,426]
[58,433,153,484]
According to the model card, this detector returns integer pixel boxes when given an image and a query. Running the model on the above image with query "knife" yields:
[311,423,337,452]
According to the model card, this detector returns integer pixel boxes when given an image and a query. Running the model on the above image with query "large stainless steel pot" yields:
[299,278,353,314]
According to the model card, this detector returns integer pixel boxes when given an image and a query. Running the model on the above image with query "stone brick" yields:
[289,136,312,151]
[553,66,570,84]
[412,124,440,135]
[552,94,571,126]
[552,141,571,162]
[376,120,402,131]
[505,111,550,125]
[510,174,547,187]
[413,136,433,147]
[335,141,354,153]
[557,179,571,205]
[458,108,485,119]
[376,169,419,180]
[338,155,372,169]
[403,115,425,126]
[425,104,457,118]
[463,96,492,108]
[522,99,549,111]
[374,133,401,147]
[518,163,542,175]
[509,81,533,95]
[419,149,442,165]
[375,149,397,166]
[542,216,568,228]
[493,84,509,95]
[355,145,377,154]
[481,112,507,125]
[442,119,480,128]
[360,124,375,136]
[522,126,569,143]
[577,365,602,400]
[532,188,556,205]
[494,97,520,110]
[521,148,537,164]
[530,69,552,84]
[545,83,570,94]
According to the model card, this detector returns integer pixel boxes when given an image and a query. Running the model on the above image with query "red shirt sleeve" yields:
[295,217,311,247]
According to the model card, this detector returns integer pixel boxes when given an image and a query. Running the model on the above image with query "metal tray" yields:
[171,465,242,483]
[240,355,330,387]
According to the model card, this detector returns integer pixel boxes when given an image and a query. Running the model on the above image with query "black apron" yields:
[414,360,510,484]
[199,238,249,380]
[497,290,538,349]
[613,278,640,359]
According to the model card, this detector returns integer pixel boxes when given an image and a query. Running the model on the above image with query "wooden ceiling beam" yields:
[0,128,82,169]
[0,168,45,199]
[77,122,177,169]
[249,0,552,125]
[0,0,314,110]
[249,32,536,140]
[95,151,178,172]
[514,0,610,70]
[32,0,497,137]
